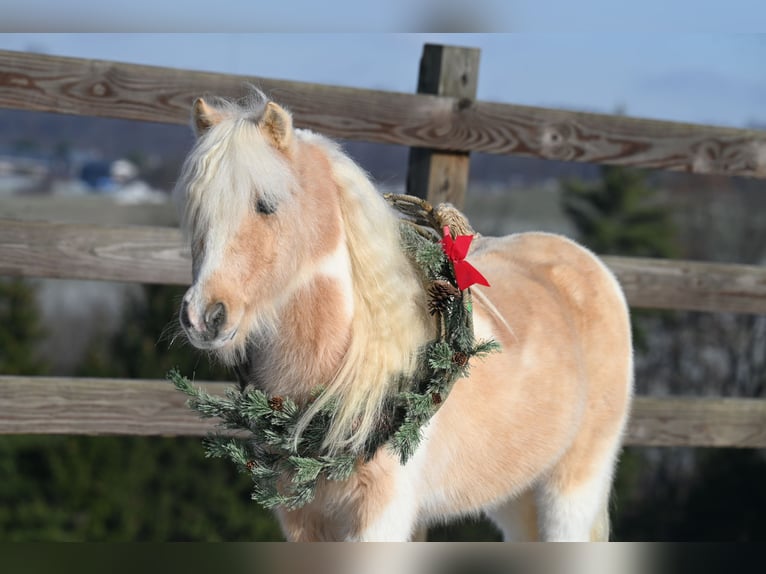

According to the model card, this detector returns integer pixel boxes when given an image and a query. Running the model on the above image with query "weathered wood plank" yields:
[0,196,179,226]
[1,49,765,179]
[625,396,766,448]
[1,376,764,447]
[2,219,766,314]
[0,48,449,145]
[0,376,219,436]
[0,219,190,285]
[406,44,480,206]
[601,255,766,315]
[469,100,766,177]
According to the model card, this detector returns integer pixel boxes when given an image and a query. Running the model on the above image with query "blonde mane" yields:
[292,131,433,454]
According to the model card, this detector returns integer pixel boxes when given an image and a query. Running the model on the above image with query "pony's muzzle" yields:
[180,299,228,341]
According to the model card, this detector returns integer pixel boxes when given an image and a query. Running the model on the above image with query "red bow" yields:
[441,226,490,291]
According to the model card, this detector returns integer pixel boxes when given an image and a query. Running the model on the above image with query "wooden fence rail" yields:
[2,218,766,315]
[2,49,766,179]
[1,376,764,448]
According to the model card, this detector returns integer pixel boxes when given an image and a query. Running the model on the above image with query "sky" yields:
[2,0,766,33]
[0,33,764,129]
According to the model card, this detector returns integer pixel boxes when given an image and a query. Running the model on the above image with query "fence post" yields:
[406,44,481,209]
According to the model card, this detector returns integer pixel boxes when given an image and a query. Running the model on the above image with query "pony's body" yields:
[175,94,633,542]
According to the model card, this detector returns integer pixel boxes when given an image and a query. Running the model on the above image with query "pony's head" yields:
[174,92,345,364]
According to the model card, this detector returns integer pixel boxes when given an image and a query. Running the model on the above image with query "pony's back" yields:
[411,231,632,541]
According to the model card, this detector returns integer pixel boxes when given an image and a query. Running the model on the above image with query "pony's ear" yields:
[192,98,224,137]
[261,101,293,150]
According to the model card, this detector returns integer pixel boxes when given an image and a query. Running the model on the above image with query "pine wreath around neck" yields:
[170,195,500,510]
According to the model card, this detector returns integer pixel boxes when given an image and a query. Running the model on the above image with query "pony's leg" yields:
[352,493,419,541]
[485,489,539,541]
[535,439,622,542]
[350,466,420,541]
[352,435,435,541]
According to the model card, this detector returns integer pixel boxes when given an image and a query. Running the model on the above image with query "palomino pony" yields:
[174,92,633,542]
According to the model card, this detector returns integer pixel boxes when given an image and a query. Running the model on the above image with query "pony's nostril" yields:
[180,300,192,329]
[204,302,226,333]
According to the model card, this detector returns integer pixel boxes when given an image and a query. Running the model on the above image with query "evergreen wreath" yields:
[170,195,500,510]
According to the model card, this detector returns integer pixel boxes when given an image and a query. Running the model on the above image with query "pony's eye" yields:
[256,198,276,215]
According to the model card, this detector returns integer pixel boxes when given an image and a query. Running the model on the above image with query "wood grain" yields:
[0,376,220,436]
[2,219,766,314]
[625,396,766,448]
[601,255,766,315]
[0,196,178,226]
[406,44,480,207]
[0,219,190,285]
[2,376,764,447]
[1,49,765,178]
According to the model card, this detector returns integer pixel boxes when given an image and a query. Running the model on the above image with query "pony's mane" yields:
[292,130,433,454]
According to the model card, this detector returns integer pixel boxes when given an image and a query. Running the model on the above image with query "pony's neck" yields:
[251,132,435,453]
[248,238,356,400]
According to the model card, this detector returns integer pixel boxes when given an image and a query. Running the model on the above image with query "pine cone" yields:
[428,280,460,315]
[268,396,284,411]
[431,392,442,405]
[452,351,469,367]
[246,460,256,472]
[375,411,396,436]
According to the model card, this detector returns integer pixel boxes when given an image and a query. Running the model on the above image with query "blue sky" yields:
[0,33,764,129]
[2,1,766,33]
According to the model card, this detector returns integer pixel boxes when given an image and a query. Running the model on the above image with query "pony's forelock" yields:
[174,91,297,262]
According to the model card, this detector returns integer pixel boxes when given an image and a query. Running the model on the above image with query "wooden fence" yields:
[1,44,765,448]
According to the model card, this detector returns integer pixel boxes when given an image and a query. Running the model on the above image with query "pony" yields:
[173,91,633,542]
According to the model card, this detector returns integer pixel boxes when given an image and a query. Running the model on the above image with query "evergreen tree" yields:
[76,284,222,381]
[562,165,678,258]
[0,278,47,375]
[0,284,282,541]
